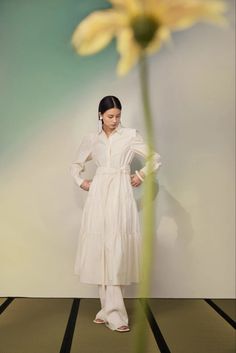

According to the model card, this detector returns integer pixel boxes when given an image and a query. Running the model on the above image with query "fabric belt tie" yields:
[95,166,131,175]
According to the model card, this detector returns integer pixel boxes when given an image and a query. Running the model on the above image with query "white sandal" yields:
[115,325,130,332]
[93,318,106,324]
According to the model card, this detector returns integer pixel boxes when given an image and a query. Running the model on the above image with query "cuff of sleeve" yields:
[74,176,84,187]
[139,166,148,177]
[135,170,145,182]
[70,165,84,187]
[140,160,162,177]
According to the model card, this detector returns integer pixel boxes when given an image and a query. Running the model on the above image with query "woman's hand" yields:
[130,174,142,187]
[80,179,93,191]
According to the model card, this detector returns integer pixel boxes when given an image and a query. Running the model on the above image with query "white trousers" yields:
[95,285,129,330]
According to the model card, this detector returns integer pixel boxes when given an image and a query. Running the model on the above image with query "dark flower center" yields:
[131,15,160,48]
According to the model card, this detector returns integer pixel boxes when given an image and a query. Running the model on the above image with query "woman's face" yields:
[102,108,121,130]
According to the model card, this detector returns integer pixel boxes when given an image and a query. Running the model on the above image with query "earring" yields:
[97,113,103,133]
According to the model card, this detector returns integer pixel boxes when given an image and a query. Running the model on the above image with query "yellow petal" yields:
[108,0,142,16]
[116,28,141,75]
[160,0,229,30]
[71,10,126,55]
[141,0,163,12]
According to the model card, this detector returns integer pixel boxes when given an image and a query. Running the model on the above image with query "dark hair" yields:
[98,96,122,124]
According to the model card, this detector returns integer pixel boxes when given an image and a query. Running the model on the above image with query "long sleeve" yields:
[130,129,162,178]
[70,133,93,187]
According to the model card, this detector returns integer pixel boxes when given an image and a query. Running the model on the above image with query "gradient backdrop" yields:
[0,0,235,298]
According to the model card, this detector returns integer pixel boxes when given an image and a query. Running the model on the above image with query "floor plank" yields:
[211,299,236,321]
[149,299,235,353]
[0,298,72,353]
[0,297,7,305]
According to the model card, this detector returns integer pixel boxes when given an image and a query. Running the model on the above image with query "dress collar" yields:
[98,122,123,135]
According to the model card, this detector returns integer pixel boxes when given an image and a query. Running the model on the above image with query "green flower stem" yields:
[132,52,156,353]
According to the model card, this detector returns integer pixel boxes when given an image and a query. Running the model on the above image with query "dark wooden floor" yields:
[0,297,235,353]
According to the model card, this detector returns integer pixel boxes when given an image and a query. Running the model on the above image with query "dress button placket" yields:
[107,137,111,167]
[103,134,111,287]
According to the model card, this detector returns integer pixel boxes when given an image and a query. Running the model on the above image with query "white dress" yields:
[70,123,162,286]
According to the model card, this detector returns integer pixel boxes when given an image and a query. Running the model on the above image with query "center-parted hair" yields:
[98,96,122,124]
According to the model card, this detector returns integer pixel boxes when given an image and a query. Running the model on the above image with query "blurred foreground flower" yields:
[71,1,228,352]
[71,0,228,75]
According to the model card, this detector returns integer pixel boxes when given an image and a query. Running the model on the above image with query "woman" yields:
[70,95,162,332]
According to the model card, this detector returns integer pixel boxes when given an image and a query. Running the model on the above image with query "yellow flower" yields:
[71,0,228,75]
